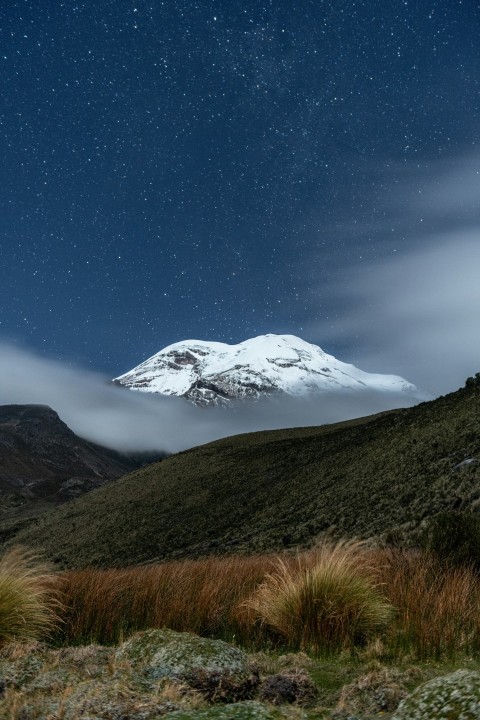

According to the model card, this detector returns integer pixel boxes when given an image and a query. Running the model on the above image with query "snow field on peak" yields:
[114,334,419,402]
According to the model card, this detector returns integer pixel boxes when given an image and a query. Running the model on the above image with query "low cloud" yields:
[0,343,419,453]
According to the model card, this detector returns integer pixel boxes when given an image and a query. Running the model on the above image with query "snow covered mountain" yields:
[114,334,421,407]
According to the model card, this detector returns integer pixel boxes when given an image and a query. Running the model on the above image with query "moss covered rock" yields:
[392,670,480,719]
[0,646,48,690]
[116,629,258,701]
[166,700,299,719]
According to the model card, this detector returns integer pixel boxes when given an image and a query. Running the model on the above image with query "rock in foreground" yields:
[116,628,259,701]
[392,669,480,719]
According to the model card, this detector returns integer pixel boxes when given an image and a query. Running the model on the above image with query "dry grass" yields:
[36,545,480,659]
[377,548,480,659]
[0,547,62,645]
[58,554,272,645]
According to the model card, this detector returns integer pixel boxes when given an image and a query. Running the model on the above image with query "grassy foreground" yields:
[2,638,479,720]
[0,543,475,660]
[2,544,480,718]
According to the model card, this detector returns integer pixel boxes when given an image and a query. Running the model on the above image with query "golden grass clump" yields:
[245,541,394,654]
[0,547,61,644]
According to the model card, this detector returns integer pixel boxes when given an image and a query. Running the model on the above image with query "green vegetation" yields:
[245,541,393,653]
[7,383,480,569]
[465,372,480,388]
[0,547,61,644]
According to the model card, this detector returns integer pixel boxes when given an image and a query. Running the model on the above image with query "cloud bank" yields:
[0,343,419,454]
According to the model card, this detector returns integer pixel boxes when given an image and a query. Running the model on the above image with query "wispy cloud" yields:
[309,156,480,395]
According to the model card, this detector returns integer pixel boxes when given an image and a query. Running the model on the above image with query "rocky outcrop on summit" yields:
[114,334,421,407]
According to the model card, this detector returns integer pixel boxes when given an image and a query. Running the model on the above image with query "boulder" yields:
[116,629,258,702]
[166,701,293,719]
[392,670,480,719]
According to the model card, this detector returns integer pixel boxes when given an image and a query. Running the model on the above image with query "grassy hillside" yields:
[10,384,480,568]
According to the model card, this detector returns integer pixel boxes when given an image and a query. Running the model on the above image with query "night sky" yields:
[1,0,479,390]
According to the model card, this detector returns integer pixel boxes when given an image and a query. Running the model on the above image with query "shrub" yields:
[0,547,61,644]
[258,668,317,706]
[465,372,480,388]
[419,511,480,570]
[244,541,394,654]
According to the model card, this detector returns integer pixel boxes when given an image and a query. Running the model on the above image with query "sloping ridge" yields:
[10,385,480,568]
[0,404,156,542]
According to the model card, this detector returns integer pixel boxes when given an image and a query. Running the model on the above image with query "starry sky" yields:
[1,0,479,389]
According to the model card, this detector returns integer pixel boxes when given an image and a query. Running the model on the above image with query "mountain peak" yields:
[114,334,420,407]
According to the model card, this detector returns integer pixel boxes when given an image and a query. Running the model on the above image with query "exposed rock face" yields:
[114,334,421,407]
[392,670,480,719]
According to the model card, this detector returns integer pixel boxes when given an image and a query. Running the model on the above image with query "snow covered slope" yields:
[114,334,420,407]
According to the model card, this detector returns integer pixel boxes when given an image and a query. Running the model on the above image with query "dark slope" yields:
[0,404,155,541]
[10,385,480,568]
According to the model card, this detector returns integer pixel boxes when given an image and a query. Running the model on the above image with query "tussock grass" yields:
[244,541,394,653]
[0,547,61,644]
